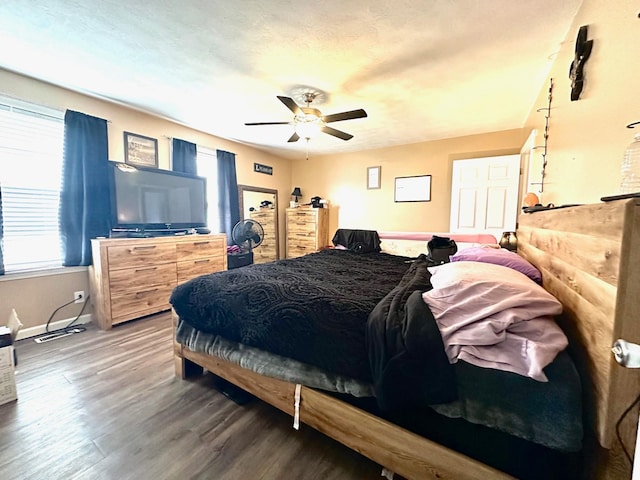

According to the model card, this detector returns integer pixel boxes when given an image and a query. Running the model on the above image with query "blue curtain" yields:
[172,138,197,174]
[0,186,4,275]
[216,149,240,245]
[59,110,111,266]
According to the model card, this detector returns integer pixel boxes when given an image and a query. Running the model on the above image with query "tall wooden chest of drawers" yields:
[286,207,330,258]
[249,208,278,263]
[89,234,227,329]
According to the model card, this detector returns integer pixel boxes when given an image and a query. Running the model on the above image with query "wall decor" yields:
[394,175,431,202]
[124,131,158,167]
[254,163,273,175]
[569,25,593,101]
[367,166,381,189]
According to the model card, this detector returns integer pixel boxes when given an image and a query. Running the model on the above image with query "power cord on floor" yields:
[62,294,90,331]
[33,294,91,344]
[44,298,76,333]
[615,389,640,465]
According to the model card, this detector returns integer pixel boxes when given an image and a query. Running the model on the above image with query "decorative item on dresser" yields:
[290,187,302,208]
[89,234,227,330]
[249,209,278,263]
[286,206,329,258]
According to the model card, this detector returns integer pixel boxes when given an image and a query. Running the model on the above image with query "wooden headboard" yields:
[518,199,640,477]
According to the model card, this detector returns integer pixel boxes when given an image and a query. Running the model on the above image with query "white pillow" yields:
[423,261,566,381]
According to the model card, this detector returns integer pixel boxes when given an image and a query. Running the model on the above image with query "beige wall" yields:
[0,69,293,334]
[523,0,640,205]
[291,129,527,236]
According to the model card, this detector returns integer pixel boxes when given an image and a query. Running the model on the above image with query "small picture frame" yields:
[394,175,432,202]
[367,166,381,189]
[124,131,158,168]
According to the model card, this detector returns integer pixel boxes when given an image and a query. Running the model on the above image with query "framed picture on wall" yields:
[367,166,381,189]
[394,175,431,202]
[124,131,158,168]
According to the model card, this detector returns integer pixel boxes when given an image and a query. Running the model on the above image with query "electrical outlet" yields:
[74,291,85,304]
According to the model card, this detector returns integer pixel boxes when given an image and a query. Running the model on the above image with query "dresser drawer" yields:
[287,230,316,242]
[286,244,317,258]
[253,244,276,263]
[176,236,226,262]
[287,236,317,250]
[110,283,175,322]
[250,211,275,221]
[287,209,317,221]
[109,263,177,294]
[255,241,276,253]
[260,224,276,235]
[107,243,176,269]
[177,256,226,284]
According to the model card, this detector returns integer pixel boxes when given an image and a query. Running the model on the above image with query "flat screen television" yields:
[108,162,207,234]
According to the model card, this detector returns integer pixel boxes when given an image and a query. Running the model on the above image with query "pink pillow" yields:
[423,261,566,381]
[450,246,542,284]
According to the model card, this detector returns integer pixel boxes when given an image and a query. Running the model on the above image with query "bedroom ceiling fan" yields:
[245,93,367,142]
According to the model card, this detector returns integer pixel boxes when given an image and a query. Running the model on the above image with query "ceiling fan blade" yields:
[277,96,302,115]
[287,132,300,143]
[322,109,367,123]
[245,121,291,126]
[321,126,353,141]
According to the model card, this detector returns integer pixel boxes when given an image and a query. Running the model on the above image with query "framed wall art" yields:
[124,131,158,168]
[394,175,431,202]
[367,166,381,189]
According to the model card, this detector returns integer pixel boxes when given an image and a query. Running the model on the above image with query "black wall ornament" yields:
[569,25,593,101]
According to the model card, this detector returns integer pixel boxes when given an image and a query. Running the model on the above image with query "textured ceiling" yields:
[0,0,582,160]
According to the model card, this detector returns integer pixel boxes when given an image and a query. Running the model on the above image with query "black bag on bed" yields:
[427,235,457,264]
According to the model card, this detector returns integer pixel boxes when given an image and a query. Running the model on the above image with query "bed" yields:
[171,199,640,479]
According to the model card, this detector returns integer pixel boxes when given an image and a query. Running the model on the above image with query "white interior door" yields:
[450,155,521,241]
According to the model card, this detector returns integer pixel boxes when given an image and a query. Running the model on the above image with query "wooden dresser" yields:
[89,234,227,329]
[286,207,330,258]
[249,208,278,263]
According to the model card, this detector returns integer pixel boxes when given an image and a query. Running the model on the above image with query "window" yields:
[196,146,219,232]
[0,95,65,273]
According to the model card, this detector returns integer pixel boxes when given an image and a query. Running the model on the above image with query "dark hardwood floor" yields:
[0,313,383,479]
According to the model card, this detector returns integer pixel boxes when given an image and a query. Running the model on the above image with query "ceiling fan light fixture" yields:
[294,115,323,139]
[245,94,367,143]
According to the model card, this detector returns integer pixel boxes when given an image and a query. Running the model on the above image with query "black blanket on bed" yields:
[170,249,415,381]
[366,256,458,410]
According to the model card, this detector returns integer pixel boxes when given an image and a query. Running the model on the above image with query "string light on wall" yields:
[530,78,554,194]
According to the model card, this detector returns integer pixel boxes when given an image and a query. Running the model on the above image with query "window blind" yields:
[0,96,65,273]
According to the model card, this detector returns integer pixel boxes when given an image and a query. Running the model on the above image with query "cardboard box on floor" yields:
[0,330,17,405]
[0,309,22,406]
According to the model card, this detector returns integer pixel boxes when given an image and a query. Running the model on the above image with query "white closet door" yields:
[450,155,521,241]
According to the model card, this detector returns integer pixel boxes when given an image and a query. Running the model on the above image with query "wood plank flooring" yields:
[0,313,383,479]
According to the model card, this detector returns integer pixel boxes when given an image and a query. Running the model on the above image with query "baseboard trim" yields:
[15,314,93,341]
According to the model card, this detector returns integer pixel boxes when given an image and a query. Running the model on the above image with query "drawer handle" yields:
[132,245,157,250]
[193,241,210,246]
[135,266,158,272]
[194,259,210,264]
[136,288,159,296]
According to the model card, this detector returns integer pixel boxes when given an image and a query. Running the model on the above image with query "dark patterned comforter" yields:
[170,249,414,381]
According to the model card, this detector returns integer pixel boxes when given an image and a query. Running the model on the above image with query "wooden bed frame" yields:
[173,199,640,479]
